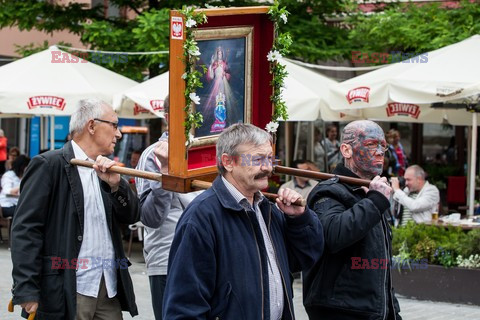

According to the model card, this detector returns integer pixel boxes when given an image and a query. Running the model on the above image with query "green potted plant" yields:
[392,223,480,304]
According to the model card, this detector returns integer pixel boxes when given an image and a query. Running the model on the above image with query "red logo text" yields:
[150,99,165,111]
[346,87,370,104]
[133,104,150,115]
[386,102,421,119]
[27,96,66,110]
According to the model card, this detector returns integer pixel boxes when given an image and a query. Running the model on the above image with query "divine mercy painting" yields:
[195,36,247,138]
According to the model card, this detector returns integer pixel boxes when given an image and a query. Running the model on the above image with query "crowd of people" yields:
[6,98,447,320]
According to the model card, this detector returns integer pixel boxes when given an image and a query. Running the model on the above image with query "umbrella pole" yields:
[322,120,328,172]
[293,122,301,161]
[309,122,315,162]
[39,116,44,150]
[50,115,55,151]
[468,114,477,217]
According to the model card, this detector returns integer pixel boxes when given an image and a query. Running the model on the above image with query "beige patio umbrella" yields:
[0,45,139,148]
[0,46,138,115]
[113,71,168,119]
[114,58,359,121]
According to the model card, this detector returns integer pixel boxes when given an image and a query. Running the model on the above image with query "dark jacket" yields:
[163,176,324,320]
[303,164,401,320]
[11,141,139,320]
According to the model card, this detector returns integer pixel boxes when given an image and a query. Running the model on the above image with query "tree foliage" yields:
[347,0,480,55]
[2,0,480,77]
[0,0,257,80]
[278,0,351,62]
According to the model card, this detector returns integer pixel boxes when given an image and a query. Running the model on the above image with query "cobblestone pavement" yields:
[1,242,480,320]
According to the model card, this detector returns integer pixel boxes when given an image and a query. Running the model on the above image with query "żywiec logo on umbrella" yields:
[386,102,421,119]
[27,96,66,111]
[150,100,165,112]
[346,87,370,104]
[133,104,150,115]
[133,100,165,115]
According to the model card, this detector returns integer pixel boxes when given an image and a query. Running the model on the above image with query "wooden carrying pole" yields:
[70,159,162,182]
[274,165,371,187]
[190,180,306,207]
[70,160,306,206]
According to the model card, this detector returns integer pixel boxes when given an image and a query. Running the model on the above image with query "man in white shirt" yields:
[11,99,139,320]
[391,165,440,224]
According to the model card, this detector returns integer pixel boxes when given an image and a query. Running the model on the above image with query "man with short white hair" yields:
[163,123,324,319]
[11,98,139,319]
[391,164,440,225]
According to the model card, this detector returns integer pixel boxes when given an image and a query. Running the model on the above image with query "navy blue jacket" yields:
[163,176,324,320]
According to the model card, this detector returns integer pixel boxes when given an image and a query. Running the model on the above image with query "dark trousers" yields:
[306,305,400,320]
[149,274,167,320]
[2,206,16,218]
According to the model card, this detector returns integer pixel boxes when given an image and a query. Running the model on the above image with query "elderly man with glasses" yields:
[11,98,139,320]
[304,120,402,320]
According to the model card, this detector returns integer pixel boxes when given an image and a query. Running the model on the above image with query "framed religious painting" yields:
[192,27,253,142]
[167,7,274,192]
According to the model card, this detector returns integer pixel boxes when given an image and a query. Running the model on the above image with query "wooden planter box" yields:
[392,264,480,305]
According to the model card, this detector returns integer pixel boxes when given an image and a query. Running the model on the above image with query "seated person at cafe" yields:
[391,164,440,225]
[5,146,20,171]
[279,159,318,199]
[0,155,30,218]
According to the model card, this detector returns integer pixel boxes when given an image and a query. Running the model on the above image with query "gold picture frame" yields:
[190,26,253,148]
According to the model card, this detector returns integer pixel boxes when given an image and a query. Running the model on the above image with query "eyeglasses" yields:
[94,118,119,130]
[363,140,389,153]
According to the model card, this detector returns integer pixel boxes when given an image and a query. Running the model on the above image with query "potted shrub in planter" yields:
[392,223,480,305]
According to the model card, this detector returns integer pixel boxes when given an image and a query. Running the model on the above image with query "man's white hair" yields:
[69,99,109,136]
[408,165,426,180]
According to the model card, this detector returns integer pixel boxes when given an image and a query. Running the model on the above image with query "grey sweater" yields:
[136,141,201,276]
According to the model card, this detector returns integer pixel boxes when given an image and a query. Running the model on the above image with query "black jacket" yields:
[11,141,139,319]
[303,164,401,320]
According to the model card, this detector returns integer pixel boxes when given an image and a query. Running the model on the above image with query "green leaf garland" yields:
[180,6,207,149]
